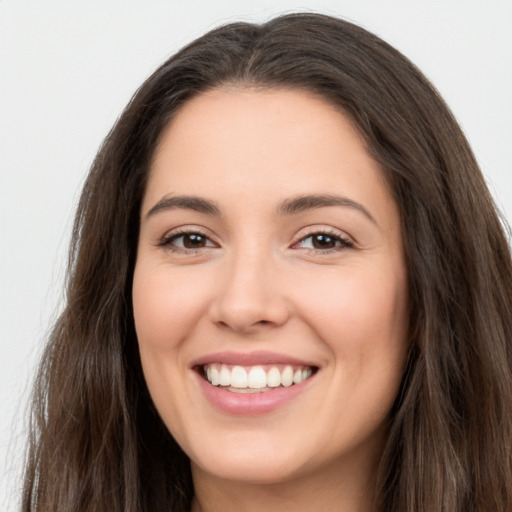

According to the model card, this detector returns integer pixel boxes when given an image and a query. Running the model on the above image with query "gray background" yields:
[1,1,511,510]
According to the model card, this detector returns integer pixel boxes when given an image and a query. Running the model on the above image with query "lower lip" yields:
[194,371,314,416]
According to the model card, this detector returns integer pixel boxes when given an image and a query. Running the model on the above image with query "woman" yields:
[22,12,512,512]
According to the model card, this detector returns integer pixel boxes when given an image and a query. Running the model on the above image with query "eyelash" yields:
[158,228,354,255]
[158,229,217,253]
[292,229,354,253]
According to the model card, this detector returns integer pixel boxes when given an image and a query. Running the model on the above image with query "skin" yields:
[132,88,410,512]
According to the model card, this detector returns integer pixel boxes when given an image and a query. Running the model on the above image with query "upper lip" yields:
[191,350,318,368]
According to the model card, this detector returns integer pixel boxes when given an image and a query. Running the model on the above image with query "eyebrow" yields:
[145,193,375,224]
[279,194,376,224]
[145,195,221,218]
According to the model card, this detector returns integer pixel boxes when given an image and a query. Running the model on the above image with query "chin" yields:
[186,433,313,485]
[192,455,307,486]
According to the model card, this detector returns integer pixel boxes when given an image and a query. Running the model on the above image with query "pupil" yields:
[313,234,335,249]
[184,234,205,248]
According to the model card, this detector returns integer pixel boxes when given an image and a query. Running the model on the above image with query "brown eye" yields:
[182,233,208,248]
[311,234,336,249]
[295,232,353,251]
[161,232,217,251]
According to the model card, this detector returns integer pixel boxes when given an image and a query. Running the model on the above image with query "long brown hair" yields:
[22,13,512,512]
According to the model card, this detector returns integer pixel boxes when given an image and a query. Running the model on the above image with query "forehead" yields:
[144,88,398,232]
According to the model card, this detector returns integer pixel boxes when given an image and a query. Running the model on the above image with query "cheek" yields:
[297,264,409,429]
[294,260,410,416]
[131,262,213,435]
[132,263,212,350]
[297,264,408,353]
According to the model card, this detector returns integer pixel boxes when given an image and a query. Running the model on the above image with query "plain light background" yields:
[1,1,511,510]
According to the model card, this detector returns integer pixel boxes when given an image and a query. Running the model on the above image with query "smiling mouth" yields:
[199,363,317,393]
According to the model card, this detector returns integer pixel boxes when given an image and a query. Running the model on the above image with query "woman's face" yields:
[133,88,409,486]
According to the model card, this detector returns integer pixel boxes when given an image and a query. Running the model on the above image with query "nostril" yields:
[215,318,271,333]
[209,284,291,333]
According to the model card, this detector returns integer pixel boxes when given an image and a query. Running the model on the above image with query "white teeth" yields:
[219,365,231,386]
[203,363,314,390]
[248,366,267,388]
[231,366,248,388]
[281,366,294,387]
[267,367,281,387]
[211,366,220,386]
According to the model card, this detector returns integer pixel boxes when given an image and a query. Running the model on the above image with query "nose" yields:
[209,249,291,334]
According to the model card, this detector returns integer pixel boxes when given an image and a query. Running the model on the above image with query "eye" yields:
[294,232,353,251]
[159,231,217,251]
